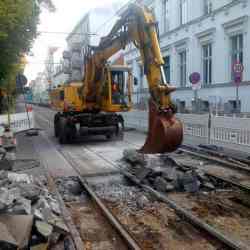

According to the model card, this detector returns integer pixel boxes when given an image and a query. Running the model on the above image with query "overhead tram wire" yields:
[28,0,133,68]
[38,31,98,36]
[36,1,133,41]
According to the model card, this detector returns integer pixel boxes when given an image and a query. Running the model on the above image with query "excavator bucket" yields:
[140,100,183,154]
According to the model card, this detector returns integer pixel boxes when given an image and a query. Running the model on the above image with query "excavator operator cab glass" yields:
[110,66,132,108]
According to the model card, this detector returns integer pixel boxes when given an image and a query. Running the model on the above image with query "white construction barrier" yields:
[0,111,34,134]
[122,110,250,153]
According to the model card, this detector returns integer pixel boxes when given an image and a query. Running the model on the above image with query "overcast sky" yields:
[24,0,129,82]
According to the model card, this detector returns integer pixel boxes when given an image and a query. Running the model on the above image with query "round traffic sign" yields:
[232,62,244,74]
[189,72,201,84]
[189,72,201,90]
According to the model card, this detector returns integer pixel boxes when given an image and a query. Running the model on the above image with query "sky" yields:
[24,0,129,82]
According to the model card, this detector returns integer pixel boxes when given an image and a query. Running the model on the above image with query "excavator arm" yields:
[83,3,183,153]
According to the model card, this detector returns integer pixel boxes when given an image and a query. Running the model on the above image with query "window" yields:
[179,51,187,87]
[180,0,188,25]
[162,0,169,32]
[202,44,212,85]
[204,0,212,15]
[231,34,243,79]
[163,56,171,83]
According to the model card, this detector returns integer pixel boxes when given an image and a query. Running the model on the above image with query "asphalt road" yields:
[31,105,249,179]
[33,105,141,177]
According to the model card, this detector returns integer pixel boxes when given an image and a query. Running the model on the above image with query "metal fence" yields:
[122,110,250,153]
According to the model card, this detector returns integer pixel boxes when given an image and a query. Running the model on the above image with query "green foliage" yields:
[0,0,55,89]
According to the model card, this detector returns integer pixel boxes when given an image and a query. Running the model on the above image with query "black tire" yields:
[54,114,60,138]
[68,124,77,143]
[106,134,113,140]
[59,117,68,144]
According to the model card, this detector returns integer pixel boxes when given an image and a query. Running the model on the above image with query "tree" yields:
[0,0,55,89]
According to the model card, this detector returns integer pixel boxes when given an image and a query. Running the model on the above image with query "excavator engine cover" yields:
[140,100,183,154]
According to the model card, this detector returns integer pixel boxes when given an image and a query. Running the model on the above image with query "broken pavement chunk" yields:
[202,182,215,190]
[162,168,179,182]
[134,166,151,182]
[0,170,7,180]
[35,221,53,238]
[0,215,33,249]
[154,176,168,192]
[10,197,31,215]
[0,187,19,210]
[123,149,146,166]
[166,184,175,192]
[0,159,13,170]
[18,183,41,203]
[31,243,49,250]
[64,179,82,195]
[8,172,33,184]
[137,195,149,209]
[48,216,69,234]
[181,171,200,193]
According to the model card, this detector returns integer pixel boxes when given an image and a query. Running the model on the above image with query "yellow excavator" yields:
[50,3,183,153]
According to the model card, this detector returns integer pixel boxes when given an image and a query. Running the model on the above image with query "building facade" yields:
[30,72,49,103]
[63,3,124,82]
[125,0,250,113]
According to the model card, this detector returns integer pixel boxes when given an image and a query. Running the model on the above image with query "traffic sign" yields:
[232,62,244,86]
[189,72,201,90]
[232,62,244,74]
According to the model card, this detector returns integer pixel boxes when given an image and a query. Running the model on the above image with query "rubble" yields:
[56,176,83,202]
[134,166,152,181]
[0,170,69,249]
[122,149,225,194]
[0,214,33,249]
[35,221,53,238]
[154,176,168,192]
[93,181,150,213]
[123,149,147,166]
[137,195,149,209]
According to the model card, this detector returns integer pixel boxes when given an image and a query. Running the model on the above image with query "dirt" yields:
[168,192,250,247]
[68,201,129,250]
[106,200,224,250]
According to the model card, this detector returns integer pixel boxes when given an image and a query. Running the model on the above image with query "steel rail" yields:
[180,148,250,174]
[59,149,142,250]
[83,143,250,193]
[206,172,250,193]
[36,152,84,250]
[34,111,249,249]
[121,171,248,250]
[191,145,250,166]
[76,146,249,250]
[175,160,250,193]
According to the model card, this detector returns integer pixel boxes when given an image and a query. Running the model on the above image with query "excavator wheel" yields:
[54,113,60,138]
[59,117,77,144]
[59,117,68,144]
[140,100,183,154]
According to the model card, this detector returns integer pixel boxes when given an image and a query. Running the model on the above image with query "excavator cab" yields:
[102,65,132,113]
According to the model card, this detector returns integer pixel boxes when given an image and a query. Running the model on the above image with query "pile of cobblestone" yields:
[122,149,220,193]
[0,170,68,249]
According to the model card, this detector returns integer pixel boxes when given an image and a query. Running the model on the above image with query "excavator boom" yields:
[83,3,183,153]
